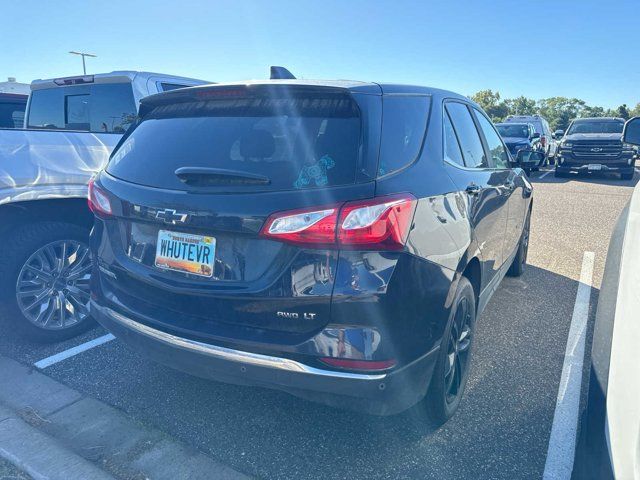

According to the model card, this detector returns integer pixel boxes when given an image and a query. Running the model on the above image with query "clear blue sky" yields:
[2,0,638,108]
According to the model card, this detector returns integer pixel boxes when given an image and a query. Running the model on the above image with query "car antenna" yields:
[270,66,296,80]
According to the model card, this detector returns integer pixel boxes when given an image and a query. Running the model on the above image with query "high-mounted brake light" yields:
[87,178,112,216]
[259,194,417,251]
[53,75,94,86]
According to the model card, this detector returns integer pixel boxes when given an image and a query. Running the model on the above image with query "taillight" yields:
[319,357,397,371]
[87,178,112,216]
[260,205,340,247]
[260,194,417,251]
[338,194,417,250]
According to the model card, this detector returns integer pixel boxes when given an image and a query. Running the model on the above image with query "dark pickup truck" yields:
[555,117,638,180]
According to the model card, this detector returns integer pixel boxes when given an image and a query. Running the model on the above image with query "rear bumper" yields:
[91,300,439,415]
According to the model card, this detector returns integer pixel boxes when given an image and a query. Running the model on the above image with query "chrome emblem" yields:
[155,209,189,224]
[590,147,603,152]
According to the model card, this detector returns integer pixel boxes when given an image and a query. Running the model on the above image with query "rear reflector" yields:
[88,178,112,216]
[319,357,397,371]
[260,194,417,250]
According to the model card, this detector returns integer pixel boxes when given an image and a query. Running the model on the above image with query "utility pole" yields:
[69,51,97,75]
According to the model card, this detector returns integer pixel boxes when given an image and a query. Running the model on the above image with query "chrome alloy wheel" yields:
[16,240,92,330]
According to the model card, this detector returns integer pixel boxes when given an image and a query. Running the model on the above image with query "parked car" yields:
[0,92,27,129]
[555,117,637,180]
[89,75,540,422]
[495,122,543,172]
[0,71,208,341]
[574,118,640,479]
[504,114,557,163]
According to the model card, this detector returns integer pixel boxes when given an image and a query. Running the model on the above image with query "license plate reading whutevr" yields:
[155,230,215,277]
[588,164,602,171]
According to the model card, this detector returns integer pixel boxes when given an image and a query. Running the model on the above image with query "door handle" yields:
[465,183,482,196]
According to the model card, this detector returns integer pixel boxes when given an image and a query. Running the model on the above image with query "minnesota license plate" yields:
[588,164,602,171]
[155,230,215,277]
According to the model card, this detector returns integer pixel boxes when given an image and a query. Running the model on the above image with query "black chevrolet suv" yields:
[555,117,637,180]
[89,79,536,422]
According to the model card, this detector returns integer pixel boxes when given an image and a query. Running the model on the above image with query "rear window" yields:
[107,93,362,191]
[378,95,430,176]
[27,83,136,133]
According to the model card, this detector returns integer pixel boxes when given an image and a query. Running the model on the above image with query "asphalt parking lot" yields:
[1,164,638,480]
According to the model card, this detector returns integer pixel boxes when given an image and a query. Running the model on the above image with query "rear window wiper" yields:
[174,167,271,186]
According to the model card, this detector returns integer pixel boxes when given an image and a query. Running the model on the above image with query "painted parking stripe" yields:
[539,170,553,179]
[34,334,115,369]
[543,251,595,480]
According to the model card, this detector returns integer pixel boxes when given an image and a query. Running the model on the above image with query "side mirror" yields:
[554,129,565,139]
[514,149,545,170]
[531,132,541,140]
[623,117,640,146]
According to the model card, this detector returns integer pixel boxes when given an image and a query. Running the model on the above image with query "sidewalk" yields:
[0,355,250,480]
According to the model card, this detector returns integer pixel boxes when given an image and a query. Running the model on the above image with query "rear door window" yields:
[443,110,465,167]
[473,109,510,169]
[28,83,136,133]
[445,102,488,168]
[378,95,430,176]
[108,92,362,192]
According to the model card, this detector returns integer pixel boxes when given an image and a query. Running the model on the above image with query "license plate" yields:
[588,164,602,171]
[155,230,215,277]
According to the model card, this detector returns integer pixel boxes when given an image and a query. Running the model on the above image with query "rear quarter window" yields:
[378,95,430,176]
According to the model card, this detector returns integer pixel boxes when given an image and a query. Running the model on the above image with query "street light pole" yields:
[68,51,97,75]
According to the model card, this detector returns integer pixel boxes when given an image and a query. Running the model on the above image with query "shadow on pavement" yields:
[35,263,595,480]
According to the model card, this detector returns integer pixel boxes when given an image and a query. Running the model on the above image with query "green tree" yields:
[505,96,537,116]
[631,103,640,117]
[536,97,586,131]
[615,104,631,120]
[581,105,607,118]
[471,90,509,122]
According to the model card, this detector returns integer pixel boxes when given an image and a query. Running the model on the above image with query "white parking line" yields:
[34,334,115,369]
[543,251,594,480]
[539,170,554,179]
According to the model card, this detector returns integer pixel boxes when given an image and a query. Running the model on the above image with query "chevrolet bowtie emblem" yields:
[155,209,189,224]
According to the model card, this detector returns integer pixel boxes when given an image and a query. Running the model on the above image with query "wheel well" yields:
[462,257,481,309]
[0,199,93,236]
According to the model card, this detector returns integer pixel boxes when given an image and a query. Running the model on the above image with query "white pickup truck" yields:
[0,71,208,341]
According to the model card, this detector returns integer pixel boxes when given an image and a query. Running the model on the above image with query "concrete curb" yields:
[0,406,115,480]
[0,355,250,480]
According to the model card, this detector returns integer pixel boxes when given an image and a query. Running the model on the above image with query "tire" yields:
[425,276,476,426]
[0,222,95,342]
[507,211,530,277]
[621,171,634,181]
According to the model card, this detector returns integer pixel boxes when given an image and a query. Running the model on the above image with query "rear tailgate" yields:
[96,85,380,340]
